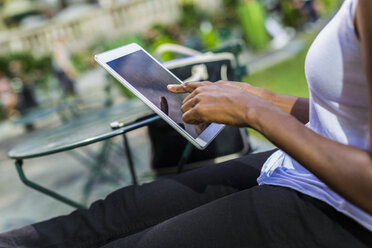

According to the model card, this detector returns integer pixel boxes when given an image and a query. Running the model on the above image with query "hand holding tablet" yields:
[168,81,255,127]
[95,43,225,149]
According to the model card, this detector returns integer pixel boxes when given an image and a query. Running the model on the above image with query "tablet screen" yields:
[107,50,210,139]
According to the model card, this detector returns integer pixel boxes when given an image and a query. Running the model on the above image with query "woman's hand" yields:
[167,81,282,128]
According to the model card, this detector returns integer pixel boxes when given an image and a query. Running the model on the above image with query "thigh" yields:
[0,150,276,248]
[101,185,372,248]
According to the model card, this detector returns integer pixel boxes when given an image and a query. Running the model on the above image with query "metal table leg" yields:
[67,140,122,204]
[122,133,138,185]
[15,160,87,210]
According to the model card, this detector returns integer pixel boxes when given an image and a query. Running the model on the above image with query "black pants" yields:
[1,150,371,248]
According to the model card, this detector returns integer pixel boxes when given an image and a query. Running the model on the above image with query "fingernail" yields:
[167,84,178,88]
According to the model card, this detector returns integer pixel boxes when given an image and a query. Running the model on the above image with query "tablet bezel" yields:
[94,43,224,150]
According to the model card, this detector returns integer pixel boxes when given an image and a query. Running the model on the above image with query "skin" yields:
[168,0,372,215]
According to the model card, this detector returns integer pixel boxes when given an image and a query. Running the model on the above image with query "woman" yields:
[1,0,371,246]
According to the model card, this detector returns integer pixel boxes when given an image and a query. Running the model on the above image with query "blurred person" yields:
[1,0,372,247]
[0,72,18,118]
[8,60,38,114]
[301,0,321,23]
[52,34,77,97]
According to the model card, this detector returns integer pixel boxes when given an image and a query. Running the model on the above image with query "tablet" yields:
[94,43,225,150]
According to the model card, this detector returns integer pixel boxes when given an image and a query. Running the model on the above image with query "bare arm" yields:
[214,81,309,124]
[168,0,372,214]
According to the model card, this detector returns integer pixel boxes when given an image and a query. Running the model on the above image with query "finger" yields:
[182,82,216,103]
[167,84,188,93]
[167,81,211,93]
[182,88,199,104]
[181,96,199,113]
[182,108,204,124]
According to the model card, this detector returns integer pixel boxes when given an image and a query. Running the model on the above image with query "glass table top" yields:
[9,99,157,159]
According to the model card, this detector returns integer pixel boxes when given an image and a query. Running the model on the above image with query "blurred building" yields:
[0,0,221,56]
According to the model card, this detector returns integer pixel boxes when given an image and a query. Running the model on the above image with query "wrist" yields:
[247,102,292,134]
[245,106,260,129]
[258,87,276,101]
[248,85,275,101]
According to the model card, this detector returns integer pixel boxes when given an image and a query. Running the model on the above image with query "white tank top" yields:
[257,0,372,231]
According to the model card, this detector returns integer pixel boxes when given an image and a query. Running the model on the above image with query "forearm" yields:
[251,107,372,214]
[250,85,309,123]
[214,81,310,123]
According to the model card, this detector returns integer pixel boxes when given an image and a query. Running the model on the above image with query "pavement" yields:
[0,39,298,233]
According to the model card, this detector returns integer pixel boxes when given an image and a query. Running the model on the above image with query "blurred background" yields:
[0,0,341,233]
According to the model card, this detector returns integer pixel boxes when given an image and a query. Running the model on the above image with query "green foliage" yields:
[151,36,177,61]
[243,31,319,98]
[237,0,269,50]
[281,0,304,28]
[0,105,4,120]
[222,0,240,9]
[0,52,51,87]
[71,50,93,73]
[0,56,8,73]
[146,26,177,61]
[199,26,220,50]
[102,34,146,51]
[243,47,310,98]
[319,0,341,14]
[178,1,203,30]
[220,0,241,26]
[34,56,52,70]
[4,53,35,75]
[2,53,50,74]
